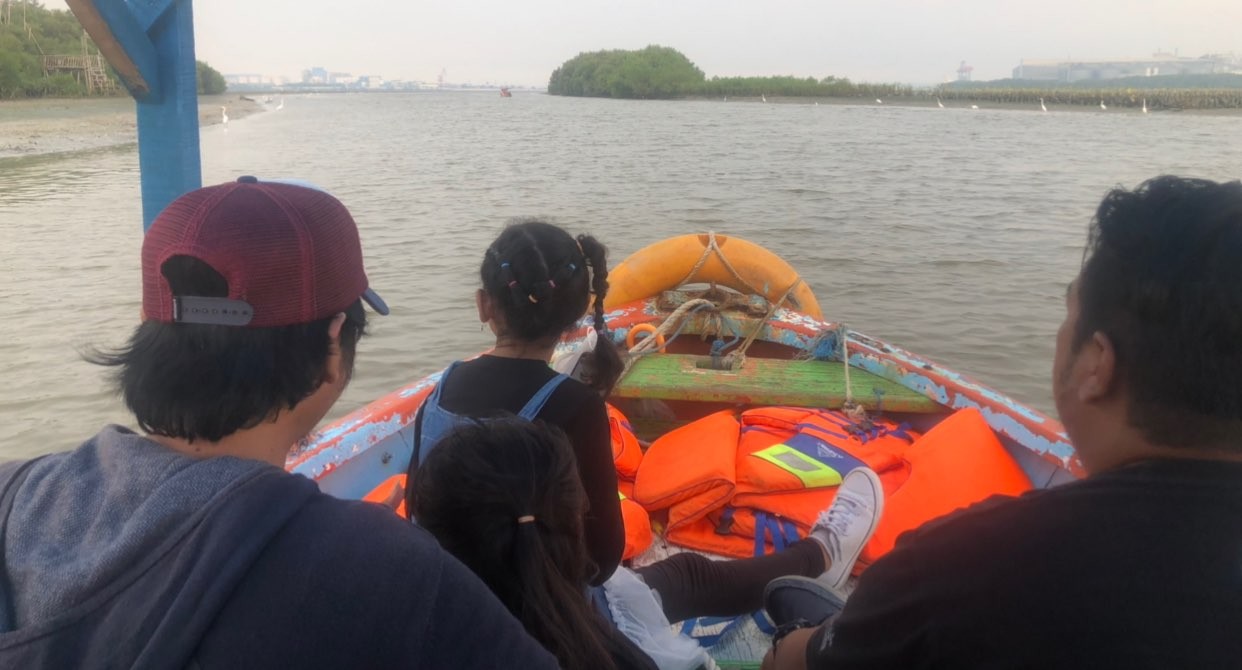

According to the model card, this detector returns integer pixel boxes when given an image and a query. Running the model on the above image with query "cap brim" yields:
[362,287,390,316]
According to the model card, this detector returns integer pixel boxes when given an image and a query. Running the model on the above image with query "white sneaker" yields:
[811,467,884,591]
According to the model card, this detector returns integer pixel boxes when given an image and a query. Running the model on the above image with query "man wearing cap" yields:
[0,178,558,668]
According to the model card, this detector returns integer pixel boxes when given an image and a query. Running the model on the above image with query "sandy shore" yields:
[0,95,265,160]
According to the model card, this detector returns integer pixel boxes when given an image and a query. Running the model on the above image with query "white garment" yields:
[603,567,711,670]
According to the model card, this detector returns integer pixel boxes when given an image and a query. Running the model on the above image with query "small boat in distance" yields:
[500,87,512,97]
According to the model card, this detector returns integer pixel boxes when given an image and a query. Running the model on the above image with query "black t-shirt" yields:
[414,355,625,583]
[808,458,1242,669]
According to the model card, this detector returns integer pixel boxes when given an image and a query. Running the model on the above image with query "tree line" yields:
[549,46,1242,109]
[935,74,1242,110]
[548,46,913,100]
[0,2,225,99]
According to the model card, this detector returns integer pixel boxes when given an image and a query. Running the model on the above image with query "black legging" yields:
[633,539,826,623]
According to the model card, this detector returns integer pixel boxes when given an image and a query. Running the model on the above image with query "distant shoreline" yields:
[676,94,1242,116]
[0,95,265,161]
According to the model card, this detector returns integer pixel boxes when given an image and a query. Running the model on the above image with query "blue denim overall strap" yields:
[415,361,465,466]
[416,363,570,466]
[516,374,571,420]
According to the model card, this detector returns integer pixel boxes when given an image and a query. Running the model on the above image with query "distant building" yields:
[357,75,384,89]
[329,72,355,85]
[302,66,328,84]
[1013,52,1242,82]
[956,61,974,82]
[225,74,266,85]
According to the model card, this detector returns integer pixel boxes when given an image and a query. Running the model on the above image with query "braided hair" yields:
[481,219,624,394]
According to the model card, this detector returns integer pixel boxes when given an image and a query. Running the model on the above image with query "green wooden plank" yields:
[614,354,940,412]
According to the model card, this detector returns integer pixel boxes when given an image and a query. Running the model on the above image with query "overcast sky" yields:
[46,0,1242,86]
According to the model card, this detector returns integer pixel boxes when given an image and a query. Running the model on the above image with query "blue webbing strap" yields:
[753,511,768,557]
[767,514,786,553]
[781,518,801,546]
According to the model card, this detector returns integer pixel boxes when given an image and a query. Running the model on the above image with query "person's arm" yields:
[763,544,932,669]
[762,627,816,670]
[567,396,625,584]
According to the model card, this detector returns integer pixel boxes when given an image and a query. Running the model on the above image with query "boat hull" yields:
[290,295,1079,500]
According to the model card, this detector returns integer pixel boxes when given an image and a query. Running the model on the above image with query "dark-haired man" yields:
[765,175,1242,669]
[0,178,557,668]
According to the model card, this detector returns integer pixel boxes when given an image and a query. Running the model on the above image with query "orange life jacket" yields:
[608,403,655,560]
[640,407,1033,567]
[657,407,916,557]
[861,406,1031,563]
[362,474,408,518]
[632,409,740,532]
[609,403,644,481]
[619,491,653,559]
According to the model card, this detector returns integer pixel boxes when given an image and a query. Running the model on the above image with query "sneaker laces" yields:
[818,493,865,559]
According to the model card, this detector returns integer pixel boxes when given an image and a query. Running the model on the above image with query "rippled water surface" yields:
[2,93,1240,459]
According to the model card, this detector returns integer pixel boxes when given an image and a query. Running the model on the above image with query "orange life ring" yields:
[624,323,666,352]
[605,233,822,319]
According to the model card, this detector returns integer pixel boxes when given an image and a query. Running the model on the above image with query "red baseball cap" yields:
[142,176,389,327]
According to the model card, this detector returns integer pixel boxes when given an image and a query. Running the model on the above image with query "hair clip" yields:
[528,294,539,304]
[508,280,519,288]
[517,515,536,524]
[547,280,556,289]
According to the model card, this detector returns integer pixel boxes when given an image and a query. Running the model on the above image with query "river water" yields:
[2,93,1239,459]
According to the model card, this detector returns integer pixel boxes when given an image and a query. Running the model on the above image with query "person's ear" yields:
[322,312,347,384]
[1077,331,1118,402]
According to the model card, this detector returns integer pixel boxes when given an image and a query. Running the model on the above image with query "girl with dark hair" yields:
[406,218,627,582]
[411,419,875,670]
[402,219,877,630]
[410,418,660,670]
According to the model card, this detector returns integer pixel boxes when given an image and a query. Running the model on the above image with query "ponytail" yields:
[577,234,625,395]
[410,418,624,670]
[512,520,620,670]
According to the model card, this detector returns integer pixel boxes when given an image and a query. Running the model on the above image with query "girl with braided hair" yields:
[406,219,627,583]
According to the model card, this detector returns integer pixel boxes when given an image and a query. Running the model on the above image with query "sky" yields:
[44,0,1242,86]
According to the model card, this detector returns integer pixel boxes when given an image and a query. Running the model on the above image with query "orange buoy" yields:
[604,233,821,319]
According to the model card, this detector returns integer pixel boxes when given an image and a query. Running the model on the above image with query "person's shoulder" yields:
[555,375,601,403]
[246,489,459,619]
[888,475,1114,564]
[288,491,440,556]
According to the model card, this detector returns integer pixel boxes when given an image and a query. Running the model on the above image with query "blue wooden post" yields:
[67,0,202,231]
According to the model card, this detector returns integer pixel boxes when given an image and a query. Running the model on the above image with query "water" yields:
[2,93,1239,459]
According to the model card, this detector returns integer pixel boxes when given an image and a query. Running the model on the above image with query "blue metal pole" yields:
[67,0,202,231]
[134,0,201,231]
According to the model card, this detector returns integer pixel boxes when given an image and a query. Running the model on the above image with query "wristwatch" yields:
[771,618,817,653]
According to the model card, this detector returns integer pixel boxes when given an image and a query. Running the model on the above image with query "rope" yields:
[839,323,867,420]
[722,277,803,370]
[677,232,718,289]
[626,298,717,356]
[678,231,770,304]
[620,298,719,380]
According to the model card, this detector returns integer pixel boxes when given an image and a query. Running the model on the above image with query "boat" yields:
[296,232,1077,665]
[299,233,1075,504]
[500,86,512,97]
[73,3,1077,668]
